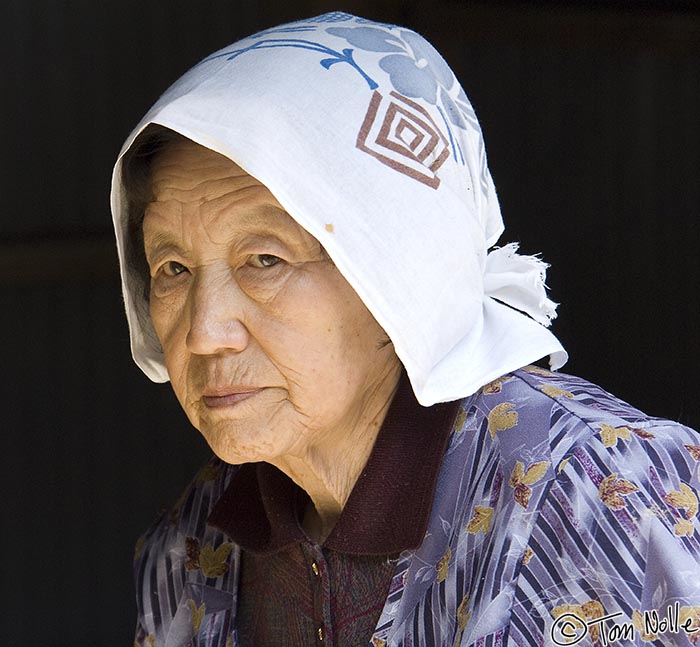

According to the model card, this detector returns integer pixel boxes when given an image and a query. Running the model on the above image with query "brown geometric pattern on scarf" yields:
[356,90,449,189]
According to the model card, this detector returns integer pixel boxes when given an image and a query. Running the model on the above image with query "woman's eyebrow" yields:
[143,204,307,254]
[142,230,189,263]
[205,202,308,240]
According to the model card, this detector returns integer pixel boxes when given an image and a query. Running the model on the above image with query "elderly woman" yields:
[112,12,700,647]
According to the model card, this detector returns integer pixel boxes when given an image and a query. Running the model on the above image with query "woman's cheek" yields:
[150,289,189,352]
[236,264,295,305]
[150,271,190,299]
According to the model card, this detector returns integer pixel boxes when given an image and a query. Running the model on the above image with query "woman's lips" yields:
[202,389,263,408]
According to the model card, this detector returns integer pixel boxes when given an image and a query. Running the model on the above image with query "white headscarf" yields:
[110,12,567,406]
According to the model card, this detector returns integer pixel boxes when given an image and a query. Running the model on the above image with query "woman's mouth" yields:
[202,389,263,408]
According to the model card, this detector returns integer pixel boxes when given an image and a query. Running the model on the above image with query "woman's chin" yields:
[201,420,285,466]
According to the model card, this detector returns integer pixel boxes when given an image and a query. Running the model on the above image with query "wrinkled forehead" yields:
[144,135,274,211]
[140,134,319,252]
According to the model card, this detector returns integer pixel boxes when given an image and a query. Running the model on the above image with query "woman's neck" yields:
[271,363,402,544]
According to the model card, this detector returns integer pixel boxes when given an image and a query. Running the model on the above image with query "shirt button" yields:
[317,627,324,641]
[311,561,320,576]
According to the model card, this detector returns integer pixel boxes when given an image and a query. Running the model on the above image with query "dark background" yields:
[2,0,699,643]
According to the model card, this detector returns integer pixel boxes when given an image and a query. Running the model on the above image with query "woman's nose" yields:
[185,270,251,356]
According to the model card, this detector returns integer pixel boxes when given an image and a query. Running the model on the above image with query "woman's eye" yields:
[249,254,282,268]
[162,261,188,277]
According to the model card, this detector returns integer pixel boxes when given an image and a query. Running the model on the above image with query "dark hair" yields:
[121,124,191,304]
[118,124,194,350]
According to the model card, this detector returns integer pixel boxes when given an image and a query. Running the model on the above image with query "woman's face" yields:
[143,139,400,464]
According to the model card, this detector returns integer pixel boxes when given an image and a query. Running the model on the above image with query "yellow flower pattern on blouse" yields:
[466,505,494,534]
[599,424,632,448]
[487,402,518,438]
[523,365,553,376]
[482,377,510,395]
[599,473,639,510]
[539,384,574,399]
[188,599,206,633]
[457,594,471,630]
[675,518,695,537]
[598,424,654,447]
[510,460,549,508]
[184,537,233,577]
[436,547,451,582]
[557,457,570,474]
[200,542,233,578]
[453,407,467,432]
[664,482,699,520]
[452,594,472,647]
[522,547,534,565]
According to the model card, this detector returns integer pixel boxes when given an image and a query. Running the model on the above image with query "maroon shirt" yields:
[208,374,459,646]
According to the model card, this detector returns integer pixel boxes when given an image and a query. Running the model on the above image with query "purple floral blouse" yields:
[134,367,700,646]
